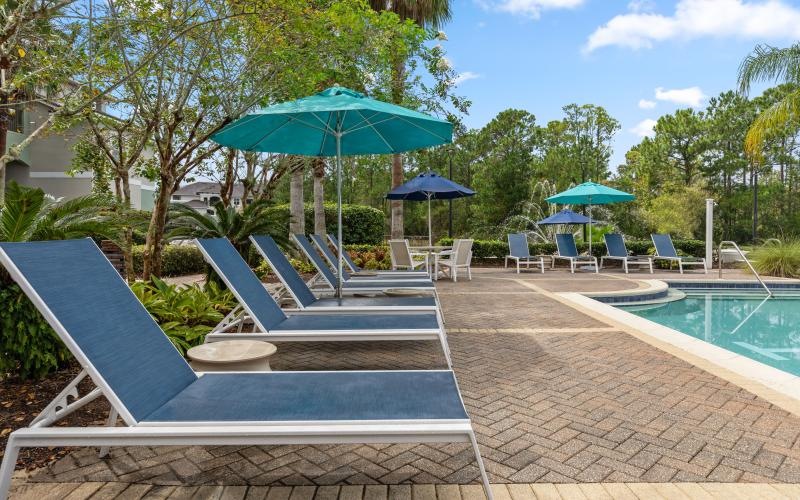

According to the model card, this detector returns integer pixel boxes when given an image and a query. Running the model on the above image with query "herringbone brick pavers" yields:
[16,272,800,489]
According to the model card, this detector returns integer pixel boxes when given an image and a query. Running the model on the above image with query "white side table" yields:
[188,340,277,372]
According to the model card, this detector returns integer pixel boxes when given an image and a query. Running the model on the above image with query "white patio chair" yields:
[436,239,473,282]
[388,239,428,272]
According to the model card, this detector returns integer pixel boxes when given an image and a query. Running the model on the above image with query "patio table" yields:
[188,340,277,372]
[409,245,452,280]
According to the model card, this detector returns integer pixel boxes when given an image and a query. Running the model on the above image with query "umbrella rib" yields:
[390,115,451,142]
[242,115,332,151]
[349,109,394,152]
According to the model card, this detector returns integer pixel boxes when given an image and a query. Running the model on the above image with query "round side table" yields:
[188,340,277,372]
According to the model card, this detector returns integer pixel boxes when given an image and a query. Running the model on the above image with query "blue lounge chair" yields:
[292,234,435,293]
[651,234,707,273]
[0,239,491,499]
[251,235,438,313]
[310,234,425,281]
[600,233,653,274]
[504,233,544,273]
[554,233,598,273]
[326,233,428,278]
[195,238,451,365]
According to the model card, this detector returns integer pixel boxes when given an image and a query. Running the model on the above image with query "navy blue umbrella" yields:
[537,209,591,225]
[386,171,475,245]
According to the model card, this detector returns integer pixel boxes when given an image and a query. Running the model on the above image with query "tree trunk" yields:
[390,56,405,239]
[312,157,326,235]
[220,148,236,208]
[0,111,7,205]
[120,171,131,206]
[289,157,305,235]
[390,155,403,239]
[142,176,173,280]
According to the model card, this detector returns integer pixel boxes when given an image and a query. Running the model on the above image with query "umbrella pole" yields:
[335,122,344,299]
[428,193,432,246]
[588,203,593,260]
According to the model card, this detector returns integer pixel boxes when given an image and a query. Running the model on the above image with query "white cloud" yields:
[631,119,658,137]
[453,71,482,85]
[628,0,655,12]
[638,99,657,109]
[479,0,585,19]
[585,0,800,52]
[655,86,706,107]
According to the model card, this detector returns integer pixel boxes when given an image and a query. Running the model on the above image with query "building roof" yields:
[173,181,245,198]
[184,199,211,209]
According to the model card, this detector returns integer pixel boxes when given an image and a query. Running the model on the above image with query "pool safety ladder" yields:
[718,240,772,296]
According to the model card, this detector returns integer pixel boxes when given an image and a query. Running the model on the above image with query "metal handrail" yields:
[718,240,772,296]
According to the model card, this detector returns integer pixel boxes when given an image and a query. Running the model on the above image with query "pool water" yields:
[619,291,800,376]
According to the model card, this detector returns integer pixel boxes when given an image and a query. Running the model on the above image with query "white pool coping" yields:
[557,291,800,416]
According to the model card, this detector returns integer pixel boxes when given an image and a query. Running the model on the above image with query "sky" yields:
[440,0,800,169]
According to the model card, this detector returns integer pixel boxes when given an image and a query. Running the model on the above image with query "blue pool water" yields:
[619,290,800,376]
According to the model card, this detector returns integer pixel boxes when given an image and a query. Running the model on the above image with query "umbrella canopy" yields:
[211,86,453,155]
[386,171,475,245]
[536,209,591,225]
[212,86,453,296]
[545,181,634,205]
[386,171,475,201]
[546,182,635,258]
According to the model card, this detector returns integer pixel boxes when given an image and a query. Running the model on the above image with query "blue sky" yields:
[440,0,800,169]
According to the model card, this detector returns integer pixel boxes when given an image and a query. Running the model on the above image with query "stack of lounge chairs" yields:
[0,237,493,499]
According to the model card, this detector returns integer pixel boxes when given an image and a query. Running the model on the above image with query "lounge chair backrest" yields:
[651,234,678,258]
[507,233,530,258]
[0,239,197,423]
[604,233,628,257]
[328,233,361,272]
[454,239,474,265]
[389,239,414,268]
[292,234,337,287]
[196,238,287,331]
[250,235,316,309]
[555,233,579,257]
[311,234,352,280]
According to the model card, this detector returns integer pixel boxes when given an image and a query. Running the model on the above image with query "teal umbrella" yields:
[546,181,634,257]
[211,86,453,296]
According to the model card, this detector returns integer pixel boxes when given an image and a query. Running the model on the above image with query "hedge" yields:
[263,203,384,244]
[0,280,71,379]
[132,244,208,276]
[437,237,706,260]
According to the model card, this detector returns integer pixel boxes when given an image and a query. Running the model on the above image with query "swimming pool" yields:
[619,289,800,376]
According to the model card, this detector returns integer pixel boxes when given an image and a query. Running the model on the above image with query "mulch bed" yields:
[0,361,110,471]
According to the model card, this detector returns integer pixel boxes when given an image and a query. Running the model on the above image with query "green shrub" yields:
[751,239,800,278]
[345,244,392,270]
[130,278,236,354]
[0,280,72,379]
[132,244,207,276]
[263,204,384,244]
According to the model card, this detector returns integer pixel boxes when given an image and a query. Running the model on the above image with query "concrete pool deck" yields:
[9,267,800,498]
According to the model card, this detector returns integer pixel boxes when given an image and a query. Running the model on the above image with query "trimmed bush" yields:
[132,244,207,277]
[437,237,705,260]
[264,203,384,244]
[0,280,71,379]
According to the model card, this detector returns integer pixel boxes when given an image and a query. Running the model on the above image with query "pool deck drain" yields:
[9,268,800,497]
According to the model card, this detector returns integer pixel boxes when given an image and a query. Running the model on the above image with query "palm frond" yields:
[0,182,46,242]
[738,44,800,95]
[745,89,800,157]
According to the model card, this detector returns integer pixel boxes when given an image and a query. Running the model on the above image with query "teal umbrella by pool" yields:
[546,182,634,257]
[211,86,453,296]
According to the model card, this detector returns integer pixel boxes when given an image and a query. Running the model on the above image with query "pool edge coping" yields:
[555,291,800,418]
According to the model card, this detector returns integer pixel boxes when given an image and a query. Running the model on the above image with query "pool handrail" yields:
[718,240,772,296]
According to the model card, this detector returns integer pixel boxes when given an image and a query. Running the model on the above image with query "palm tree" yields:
[738,43,800,156]
[0,181,120,242]
[166,199,287,263]
[368,0,452,239]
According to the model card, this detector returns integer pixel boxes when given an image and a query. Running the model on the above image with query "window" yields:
[173,195,181,201]
[8,107,24,134]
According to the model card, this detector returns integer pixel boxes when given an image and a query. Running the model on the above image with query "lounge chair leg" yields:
[98,408,119,458]
[0,436,20,500]
[504,256,508,268]
[594,258,599,274]
[516,260,520,274]
[469,430,493,500]
[439,331,453,368]
[679,262,684,274]
[467,267,472,280]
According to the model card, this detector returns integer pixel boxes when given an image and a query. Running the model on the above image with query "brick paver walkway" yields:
[10,269,800,496]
